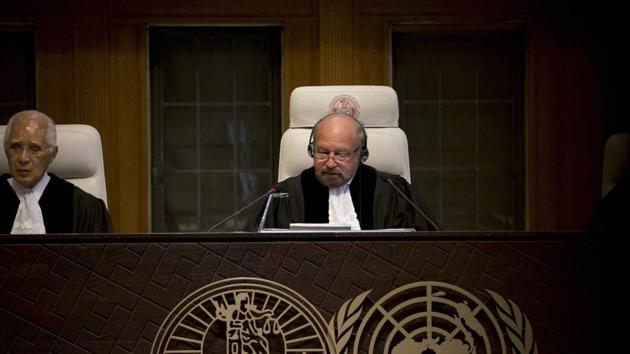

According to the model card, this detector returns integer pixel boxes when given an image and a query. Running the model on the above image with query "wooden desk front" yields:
[0,232,613,353]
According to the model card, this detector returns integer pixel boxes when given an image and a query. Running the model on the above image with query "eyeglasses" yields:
[313,146,359,162]
[6,142,51,157]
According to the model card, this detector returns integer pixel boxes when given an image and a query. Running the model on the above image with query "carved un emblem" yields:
[152,277,334,354]
[329,94,360,118]
[153,279,537,354]
[332,281,537,354]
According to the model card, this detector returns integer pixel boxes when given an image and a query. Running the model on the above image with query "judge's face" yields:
[4,115,57,188]
[312,115,362,188]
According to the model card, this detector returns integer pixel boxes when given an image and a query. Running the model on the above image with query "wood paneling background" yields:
[1,0,614,232]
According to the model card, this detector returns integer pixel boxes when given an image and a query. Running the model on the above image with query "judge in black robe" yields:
[252,113,438,231]
[0,173,112,234]
[2,110,112,234]
[257,164,437,231]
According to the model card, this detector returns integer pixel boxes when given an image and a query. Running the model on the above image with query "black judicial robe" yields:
[0,173,112,234]
[256,164,436,231]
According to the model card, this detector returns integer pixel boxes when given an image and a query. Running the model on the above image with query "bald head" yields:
[4,110,57,147]
[311,113,366,148]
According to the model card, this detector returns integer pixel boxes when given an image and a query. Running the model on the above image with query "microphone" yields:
[257,192,289,232]
[208,186,278,232]
[386,177,440,231]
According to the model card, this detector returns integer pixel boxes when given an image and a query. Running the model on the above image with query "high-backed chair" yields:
[278,85,411,183]
[0,124,108,206]
[601,132,630,197]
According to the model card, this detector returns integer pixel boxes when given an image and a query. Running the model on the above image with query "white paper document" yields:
[289,223,352,231]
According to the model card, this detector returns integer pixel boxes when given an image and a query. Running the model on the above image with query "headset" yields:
[307,114,369,163]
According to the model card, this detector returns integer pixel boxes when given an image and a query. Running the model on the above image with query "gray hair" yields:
[4,110,57,147]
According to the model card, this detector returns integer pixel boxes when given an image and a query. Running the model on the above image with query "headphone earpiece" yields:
[307,115,369,163]
[307,128,315,157]
[360,147,369,163]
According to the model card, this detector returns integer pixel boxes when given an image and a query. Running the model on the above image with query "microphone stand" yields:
[257,192,289,232]
[386,178,440,231]
[208,187,276,232]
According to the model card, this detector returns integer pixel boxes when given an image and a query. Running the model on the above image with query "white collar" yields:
[8,173,51,234]
[8,172,51,201]
[328,177,361,230]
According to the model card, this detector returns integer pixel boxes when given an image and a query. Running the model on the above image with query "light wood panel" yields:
[110,19,148,232]
[318,0,355,84]
[355,18,389,85]
[36,17,74,121]
[282,18,319,128]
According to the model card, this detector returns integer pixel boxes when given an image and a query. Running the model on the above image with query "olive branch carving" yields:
[327,290,371,354]
[487,289,538,354]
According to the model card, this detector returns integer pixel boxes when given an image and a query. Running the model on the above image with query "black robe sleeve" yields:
[72,186,113,233]
[0,174,19,234]
[1,173,113,234]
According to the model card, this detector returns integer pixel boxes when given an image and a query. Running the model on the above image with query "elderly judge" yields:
[255,113,437,231]
[1,110,112,234]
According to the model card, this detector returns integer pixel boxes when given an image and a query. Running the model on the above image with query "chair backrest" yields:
[1,124,108,206]
[278,85,411,183]
[601,132,630,197]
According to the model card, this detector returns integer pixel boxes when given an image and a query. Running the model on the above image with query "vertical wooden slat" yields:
[71,0,121,229]
[72,0,111,127]
[37,17,74,121]
[283,18,319,129]
[110,19,148,232]
[318,0,355,84]
[356,18,390,85]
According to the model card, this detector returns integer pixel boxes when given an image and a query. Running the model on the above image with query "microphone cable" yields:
[208,186,277,232]
[386,177,440,231]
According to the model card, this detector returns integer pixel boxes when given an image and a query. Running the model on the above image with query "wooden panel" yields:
[110,20,149,232]
[71,2,121,231]
[355,19,389,85]
[0,232,611,353]
[526,16,568,229]
[72,1,111,128]
[35,17,74,121]
[112,0,315,17]
[1,0,610,231]
[358,0,537,16]
[561,34,604,228]
[318,0,355,84]
[1,0,69,16]
[282,18,319,129]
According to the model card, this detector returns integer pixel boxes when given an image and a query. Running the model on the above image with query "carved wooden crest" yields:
[153,278,537,354]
